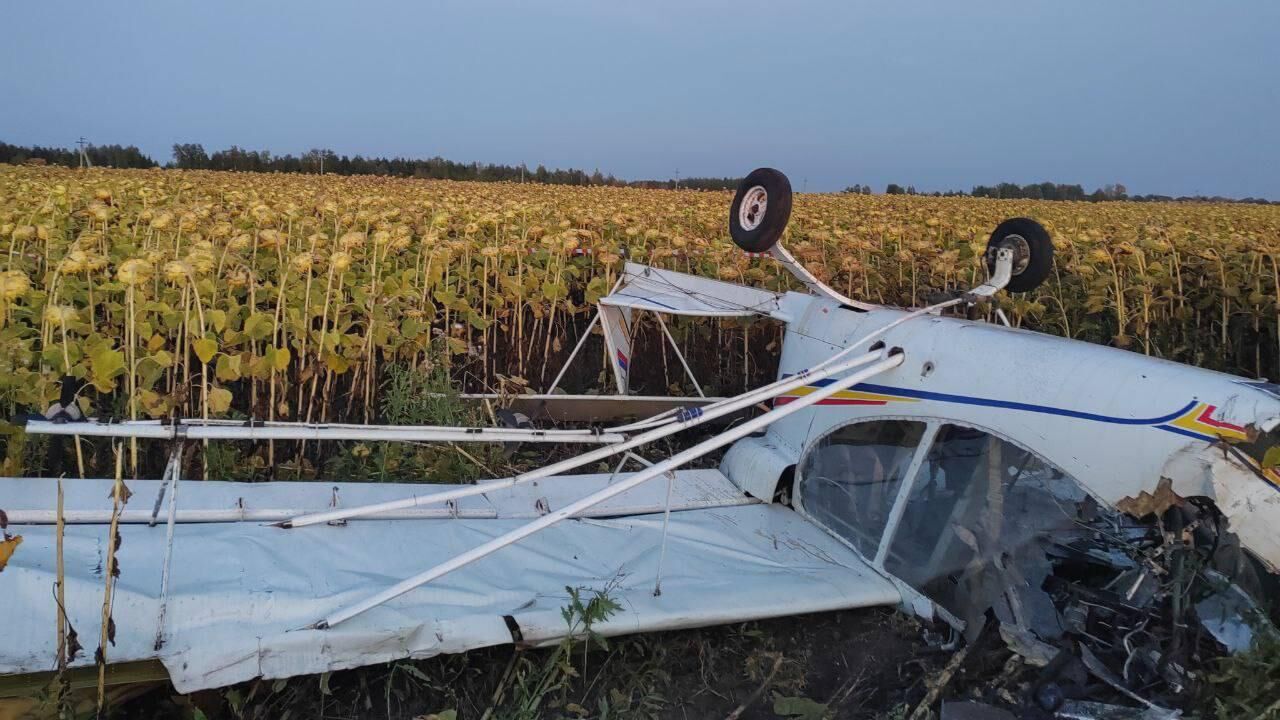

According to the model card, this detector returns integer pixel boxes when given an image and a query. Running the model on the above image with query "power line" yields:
[75,137,91,169]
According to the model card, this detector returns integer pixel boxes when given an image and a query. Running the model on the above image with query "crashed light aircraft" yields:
[2,168,1278,694]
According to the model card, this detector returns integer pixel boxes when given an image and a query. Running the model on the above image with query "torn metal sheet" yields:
[999,625,1058,667]
[1056,700,1181,720]
[1078,645,1176,716]
[941,701,1017,720]
[1195,570,1278,654]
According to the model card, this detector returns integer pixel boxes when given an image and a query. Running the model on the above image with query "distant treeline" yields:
[3,139,1272,202]
[0,141,158,169]
[172,145,743,189]
[628,177,740,191]
[845,181,1275,205]
[2,139,741,190]
[170,144,631,186]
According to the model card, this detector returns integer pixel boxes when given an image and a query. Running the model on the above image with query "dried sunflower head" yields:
[258,228,283,249]
[226,268,251,288]
[59,250,88,274]
[164,260,194,285]
[118,258,154,286]
[290,252,316,275]
[0,270,31,300]
[329,251,353,273]
[43,304,78,327]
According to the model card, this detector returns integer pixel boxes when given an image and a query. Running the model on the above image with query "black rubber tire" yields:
[986,217,1053,293]
[729,168,793,252]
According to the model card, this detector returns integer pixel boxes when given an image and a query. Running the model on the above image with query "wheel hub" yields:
[996,233,1031,275]
[739,186,768,231]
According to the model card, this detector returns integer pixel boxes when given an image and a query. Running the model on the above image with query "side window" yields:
[883,424,1086,618]
[797,420,927,558]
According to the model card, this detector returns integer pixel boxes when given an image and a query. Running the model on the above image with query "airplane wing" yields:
[0,471,899,692]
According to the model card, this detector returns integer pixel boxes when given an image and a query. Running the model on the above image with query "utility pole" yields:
[674,169,680,190]
[76,137,91,169]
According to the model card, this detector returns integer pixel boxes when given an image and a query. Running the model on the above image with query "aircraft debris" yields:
[1194,569,1277,654]
[941,480,1274,715]
[941,700,1017,720]
[1055,700,1181,720]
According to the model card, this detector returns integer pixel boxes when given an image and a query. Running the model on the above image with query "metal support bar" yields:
[281,349,887,529]
[769,243,877,310]
[965,248,1013,299]
[3,507,501,525]
[545,310,600,395]
[610,407,680,433]
[147,448,181,527]
[309,351,905,629]
[654,313,705,397]
[653,469,675,596]
[153,444,183,651]
[872,423,940,568]
[24,421,623,445]
[605,451,653,486]
[624,452,653,467]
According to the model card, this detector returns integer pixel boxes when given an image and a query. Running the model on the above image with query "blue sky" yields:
[2,1,1277,196]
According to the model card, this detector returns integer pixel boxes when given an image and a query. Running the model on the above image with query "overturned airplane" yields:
[3,168,1277,696]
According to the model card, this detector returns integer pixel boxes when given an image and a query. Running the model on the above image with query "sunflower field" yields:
[1,165,1278,470]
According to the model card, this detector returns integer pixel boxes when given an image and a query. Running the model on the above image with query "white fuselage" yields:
[722,291,1280,571]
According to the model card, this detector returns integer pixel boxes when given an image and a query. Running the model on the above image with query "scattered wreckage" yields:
[2,169,1277,714]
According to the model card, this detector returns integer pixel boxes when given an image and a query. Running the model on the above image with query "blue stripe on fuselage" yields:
[800,378,1198,426]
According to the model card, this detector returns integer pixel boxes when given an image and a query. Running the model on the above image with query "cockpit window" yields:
[797,418,1090,626]
[883,424,1085,620]
[796,420,927,558]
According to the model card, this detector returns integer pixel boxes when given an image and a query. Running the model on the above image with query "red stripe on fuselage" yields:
[773,397,889,407]
[1197,405,1244,432]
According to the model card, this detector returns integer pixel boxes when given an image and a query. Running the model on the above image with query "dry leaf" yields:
[0,534,23,572]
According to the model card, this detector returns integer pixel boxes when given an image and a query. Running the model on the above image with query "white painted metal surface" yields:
[600,303,632,394]
[720,435,796,501]
[0,471,756,525]
[0,474,899,692]
[593,260,1280,576]
[731,279,1280,571]
[601,262,789,319]
[594,261,1280,574]
[766,244,879,311]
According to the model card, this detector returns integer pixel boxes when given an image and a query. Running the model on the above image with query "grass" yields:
[111,607,935,720]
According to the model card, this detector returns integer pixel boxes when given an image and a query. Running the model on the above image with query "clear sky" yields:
[2,1,1277,197]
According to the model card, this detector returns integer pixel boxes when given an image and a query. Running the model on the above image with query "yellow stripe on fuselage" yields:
[1169,402,1249,441]
[781,386,919,403]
